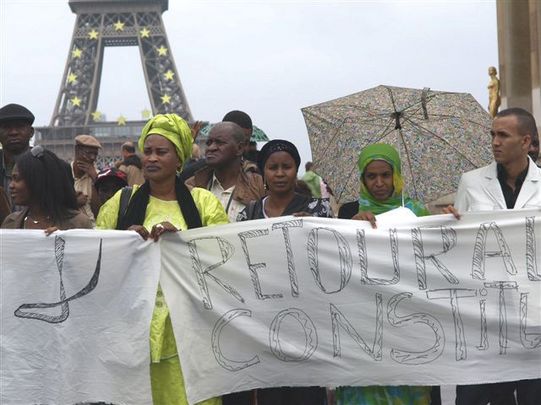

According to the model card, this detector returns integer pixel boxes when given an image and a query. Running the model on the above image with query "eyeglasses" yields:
[31,145,45,158]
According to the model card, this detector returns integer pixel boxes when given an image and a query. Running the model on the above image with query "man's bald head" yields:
[209,122,245,144]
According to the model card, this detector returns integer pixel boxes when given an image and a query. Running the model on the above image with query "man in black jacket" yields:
[0,103,35,214]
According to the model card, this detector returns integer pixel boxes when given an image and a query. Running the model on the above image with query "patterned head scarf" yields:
[257,139,301,175]
[139,114,192,171]
[357,143,429,216]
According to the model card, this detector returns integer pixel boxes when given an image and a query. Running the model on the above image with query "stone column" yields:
[529,0,541,120]
[497,0,533,112]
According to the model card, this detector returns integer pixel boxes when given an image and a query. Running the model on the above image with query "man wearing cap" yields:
[72,134,101,223]
[0,103,35,217]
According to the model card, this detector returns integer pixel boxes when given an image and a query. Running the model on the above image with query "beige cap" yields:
[75,134,102,148]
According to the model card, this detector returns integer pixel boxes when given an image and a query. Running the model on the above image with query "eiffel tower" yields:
[37,0,192,166]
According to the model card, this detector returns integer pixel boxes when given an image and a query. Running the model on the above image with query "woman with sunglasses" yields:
[1,146,92,232]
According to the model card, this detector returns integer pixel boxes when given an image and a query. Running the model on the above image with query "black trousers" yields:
[456,379,541,405]
[222,391,253,405]
[516,379,541,405]
[222,387,326,405]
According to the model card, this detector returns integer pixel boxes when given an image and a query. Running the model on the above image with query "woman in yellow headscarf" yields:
[97,114,228,405]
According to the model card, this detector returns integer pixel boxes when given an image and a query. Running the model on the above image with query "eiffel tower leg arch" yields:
[40,0,193,165]
[52,1,192,126]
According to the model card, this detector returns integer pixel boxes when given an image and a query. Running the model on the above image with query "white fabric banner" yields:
[160,209,541,405]
[1,230,160,405]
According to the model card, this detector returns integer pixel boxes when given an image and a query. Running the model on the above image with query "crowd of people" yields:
[0,101,540,405]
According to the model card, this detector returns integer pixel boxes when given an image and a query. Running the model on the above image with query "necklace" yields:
[24,215,51,224]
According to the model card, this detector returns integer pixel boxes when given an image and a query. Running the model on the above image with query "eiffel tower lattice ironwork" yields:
[37,0,192,166]
[52,0,192,126]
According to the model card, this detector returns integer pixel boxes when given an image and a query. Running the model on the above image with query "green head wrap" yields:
[139,114,192,170]
[357,143,429,216]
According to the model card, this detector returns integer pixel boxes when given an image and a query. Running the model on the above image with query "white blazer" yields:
[454,157,541,212]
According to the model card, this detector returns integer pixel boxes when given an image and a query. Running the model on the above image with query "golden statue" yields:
[488,66,501,117]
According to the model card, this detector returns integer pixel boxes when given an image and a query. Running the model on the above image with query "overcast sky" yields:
[0,0,497,165]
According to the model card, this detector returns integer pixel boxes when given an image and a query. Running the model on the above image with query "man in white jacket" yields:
[446,107,541,405]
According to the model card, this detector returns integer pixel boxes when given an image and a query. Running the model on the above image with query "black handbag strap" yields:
[116,186,133,228]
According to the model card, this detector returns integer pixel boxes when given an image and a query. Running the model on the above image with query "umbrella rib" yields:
[319,114,396,200]
[334,120,395,201]
[401,104,428,120]
[345,115,394,124]
[303,109,392,126]
[401,103,423,114]
[410,112,492,129]
[372,121,397,143]
[385,86,400,115]
[338,164,361,203]
[402,116,479,166]
[315,117,355,162]
[398,97,491,129]
[396,127,420,200]
[402,102,449,120]
[397,93,436,115]
[307,104,392,118]
[386,87,420,200]
[311,114,396,164]
[400,92,489,127]
[311,114,395,202]
[306,109,393,125]
[402,104,483,125]
[384,91,440,116]
[310,105,391,115]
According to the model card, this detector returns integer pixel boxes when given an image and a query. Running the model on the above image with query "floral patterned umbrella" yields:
[301,85,493,204]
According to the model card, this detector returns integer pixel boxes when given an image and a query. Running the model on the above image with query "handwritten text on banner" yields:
[160,209,541,404]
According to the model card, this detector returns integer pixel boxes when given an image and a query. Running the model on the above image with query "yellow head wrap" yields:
[138,114,192,170]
